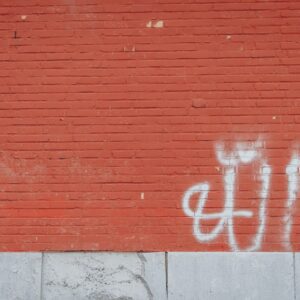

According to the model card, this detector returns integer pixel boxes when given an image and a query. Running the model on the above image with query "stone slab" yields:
[168,252,294,300]
[42,252,167,300]
[0,252,42,300]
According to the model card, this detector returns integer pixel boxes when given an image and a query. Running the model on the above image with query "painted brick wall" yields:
[1,0,300,252]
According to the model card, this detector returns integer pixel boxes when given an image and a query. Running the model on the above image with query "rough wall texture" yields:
[1,0,300,251]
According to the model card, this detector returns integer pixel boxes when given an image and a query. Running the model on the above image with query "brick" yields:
[0,0,299,252]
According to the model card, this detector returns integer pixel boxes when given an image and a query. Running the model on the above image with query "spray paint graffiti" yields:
[284,152,300,250]
[182,141,299,251]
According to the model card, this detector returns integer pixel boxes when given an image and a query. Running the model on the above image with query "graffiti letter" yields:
[284,153,300,250]
[182,140,271,251]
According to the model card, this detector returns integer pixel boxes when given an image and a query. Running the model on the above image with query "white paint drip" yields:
[254,163,272,250]
[284,153,300,250]
[182,140,271,251]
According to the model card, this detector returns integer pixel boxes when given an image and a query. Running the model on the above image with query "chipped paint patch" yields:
[146,20,164,28]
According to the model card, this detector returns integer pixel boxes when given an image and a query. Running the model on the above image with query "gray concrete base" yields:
[42,252,166,300]
[168,253,295,300]
[0,252,299,300]
[0,253,42,300]
[296,253,300,300]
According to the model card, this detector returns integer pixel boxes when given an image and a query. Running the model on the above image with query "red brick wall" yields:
[1,0,300,251]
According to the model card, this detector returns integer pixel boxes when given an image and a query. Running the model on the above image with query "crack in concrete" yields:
[165,252,168,299]
[137,253,147,276]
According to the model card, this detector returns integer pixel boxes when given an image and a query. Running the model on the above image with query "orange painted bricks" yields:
[0,0,300,251]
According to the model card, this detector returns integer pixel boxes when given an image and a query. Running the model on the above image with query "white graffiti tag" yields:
[182,141,272,251]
